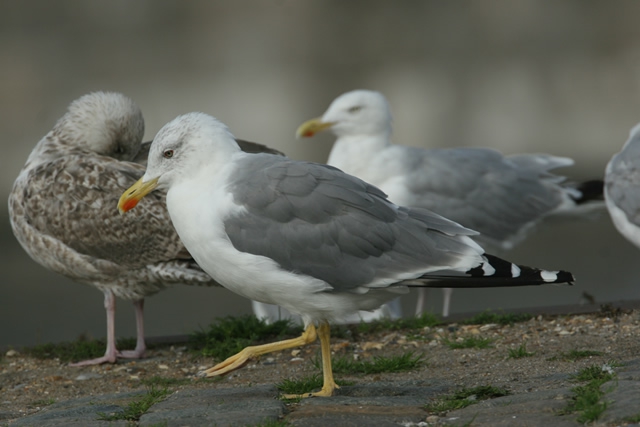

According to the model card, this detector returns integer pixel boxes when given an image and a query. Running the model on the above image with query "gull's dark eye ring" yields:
[163,149,174,159]
[348,106,362,113]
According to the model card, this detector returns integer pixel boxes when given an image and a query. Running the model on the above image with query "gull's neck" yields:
[327,133,391,178]
[167,162,229,239]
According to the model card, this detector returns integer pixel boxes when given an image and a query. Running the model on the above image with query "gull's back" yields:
[380,145,579,249]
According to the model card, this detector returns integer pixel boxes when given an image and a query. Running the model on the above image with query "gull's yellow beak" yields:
[295,117,336,139]
[118,176,159,214]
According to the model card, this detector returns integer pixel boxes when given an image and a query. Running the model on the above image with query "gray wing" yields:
[605,130,640,226]
[13,153,211,284]
[394,146,570,248]
[235,138,285,156]
[224,155,482,292]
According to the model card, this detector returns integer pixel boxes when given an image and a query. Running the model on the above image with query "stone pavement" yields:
[7,360,640,427]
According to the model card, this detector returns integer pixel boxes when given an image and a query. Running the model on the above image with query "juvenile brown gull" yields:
[118,112,573,397]
[296,89,602,317]
[8,92,280,365]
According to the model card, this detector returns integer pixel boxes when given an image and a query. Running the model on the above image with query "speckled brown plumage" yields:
[7,91,283,365]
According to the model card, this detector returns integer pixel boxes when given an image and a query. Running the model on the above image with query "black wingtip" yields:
[466,253,575,285]
[410,253,575,289]
[573,179,604,204]
[235,138,285,156]
[555,270,575,284]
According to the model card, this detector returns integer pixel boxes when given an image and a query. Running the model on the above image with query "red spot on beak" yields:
[304,131,314,137]
[122,198,139,212]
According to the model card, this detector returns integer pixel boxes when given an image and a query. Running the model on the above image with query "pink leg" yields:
[442,288,453,317]
[120,299,146,359]
[415,288,428,316]
[69,290,121,366]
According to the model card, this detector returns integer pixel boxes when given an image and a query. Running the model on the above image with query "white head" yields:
[627,122,640,144]
[618,121,640,155]
[53,91,145,161]
[296,90,393,139]
[118,112,239,212]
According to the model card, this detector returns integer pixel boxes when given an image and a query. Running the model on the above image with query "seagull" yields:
[605,123,640,252]
[8,92,280,366]
[296,89,602,317]
[118,112,573,397]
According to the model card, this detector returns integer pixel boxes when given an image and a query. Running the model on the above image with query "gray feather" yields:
[394,146,571,247]
[224,155,480,292]
[606,128,640,226]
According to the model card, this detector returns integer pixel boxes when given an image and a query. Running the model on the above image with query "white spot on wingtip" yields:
[540,270,558,282]
[511,263,521,278]
[482,262,496,276]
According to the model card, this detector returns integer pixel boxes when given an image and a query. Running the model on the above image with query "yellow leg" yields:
[201,324,317,377]
[283,321,340,398]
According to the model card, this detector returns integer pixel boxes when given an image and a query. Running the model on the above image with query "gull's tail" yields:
[550,178,605,219]
[405,254,574,289]
[569,179,604,205]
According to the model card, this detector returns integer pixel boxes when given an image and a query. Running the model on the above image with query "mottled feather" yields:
[9,93,215,300]
[8,93,289,364]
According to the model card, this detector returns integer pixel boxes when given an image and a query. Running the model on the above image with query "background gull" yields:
[8,92,280,365]
[605,123,640,255]
[296,89,603,317]
[118,112,573,397]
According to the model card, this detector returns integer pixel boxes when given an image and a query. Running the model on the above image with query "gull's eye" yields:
[163,149,174,159]
[114,144,124,154]
[348,106,362,113]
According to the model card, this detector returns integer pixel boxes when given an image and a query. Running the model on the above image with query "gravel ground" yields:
[2,309,640,426]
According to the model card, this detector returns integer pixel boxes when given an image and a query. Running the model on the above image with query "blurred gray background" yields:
[2,1,640,348]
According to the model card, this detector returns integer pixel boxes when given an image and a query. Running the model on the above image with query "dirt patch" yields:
[1,310,639,424]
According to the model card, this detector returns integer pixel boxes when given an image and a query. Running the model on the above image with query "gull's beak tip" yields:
[117,176,158,214]
[295,117,333,140]
[117,195,138,215]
